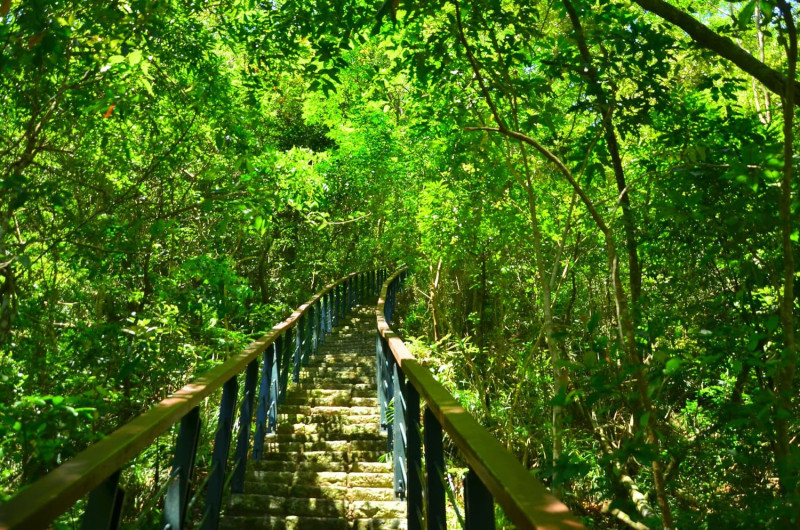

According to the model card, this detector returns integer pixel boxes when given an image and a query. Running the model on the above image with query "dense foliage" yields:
[1,0,798,527]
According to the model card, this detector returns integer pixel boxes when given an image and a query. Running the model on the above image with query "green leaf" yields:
[128,49,143,65]
[665,358,682,374]
[765,315,780,332]
[738,1,757,30]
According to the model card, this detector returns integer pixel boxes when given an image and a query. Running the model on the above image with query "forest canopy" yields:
[0,0,798,527]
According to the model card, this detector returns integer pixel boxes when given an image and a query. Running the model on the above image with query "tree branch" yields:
[630,0,800,99]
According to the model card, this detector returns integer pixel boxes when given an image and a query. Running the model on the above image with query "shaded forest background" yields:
[0,0,798,527]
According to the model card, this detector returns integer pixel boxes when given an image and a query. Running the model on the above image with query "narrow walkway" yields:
[221,304,407,529]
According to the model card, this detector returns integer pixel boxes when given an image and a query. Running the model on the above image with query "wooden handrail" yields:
[376,269,586,530]
[0,270,365,530]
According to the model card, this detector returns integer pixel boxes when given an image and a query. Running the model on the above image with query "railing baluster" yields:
[393,360,407,500]
[342,281,347,316]
[405,383,423,530]
[163,407,201,529]
[306,305,315,361]
[319,294,327,345]
[332,285,339,328]
[279,329,291,403]
[424,408,446,530]
[377,335,392,436]
[326,291,333,335]
[340,282,345,320]
[82,469,124,530]
[293,315,303,383]
[465,467,495,530]
[232,359,259,493]
[253,344,273,459]
[201,376,238,530]
[268,340,279,433]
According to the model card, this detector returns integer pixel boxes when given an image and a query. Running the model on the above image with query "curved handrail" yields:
[376,269,585,530]
[0,269,379,530]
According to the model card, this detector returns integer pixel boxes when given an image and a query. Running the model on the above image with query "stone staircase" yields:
[220,305,407,530]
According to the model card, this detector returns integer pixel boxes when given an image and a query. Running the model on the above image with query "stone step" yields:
[241,482,396,502]
[286,388,376,400]
[251,460,393,474]
[247,470,394,489]
[296,375,376,385]
[229,494,406,520]
[268,433,385,444]
[293,382,375,392]
[276,421,379,435]
[258,439,387,454]
[303,361,375,370]
[278,405,379,416]
[314,353,376,362]
[256,450,386,464]
[283,396,379,407]
[276,413,380,425]
[298,369,374,379]
[219,515,407,530]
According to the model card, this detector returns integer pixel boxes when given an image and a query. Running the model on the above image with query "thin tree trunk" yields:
[774,1,797,525]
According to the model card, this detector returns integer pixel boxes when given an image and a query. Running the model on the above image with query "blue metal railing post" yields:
[293,315,303,383]
[332,285,339,328]
[82,469,124,530]
[201,376,238,530]
[326,291,333,334]
[268,340,279,433]
[406,384,423,530]
[304,306,313,363]
[253,345,273,459]
[424,408,447,530]
[279,330,291,403]
[383,336,394,450]
[320,294,327,345]
[345,277,351,311]
[465,467,495,530]
[232,359,259,493]
[377,334,388,434]
[163,406,201,530]
[393,360,408,500]
[341,282,346,319]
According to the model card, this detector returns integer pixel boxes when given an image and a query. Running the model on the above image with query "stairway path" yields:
[221,304,407,530]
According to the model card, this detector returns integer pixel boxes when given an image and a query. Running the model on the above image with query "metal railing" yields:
[376,269,586,530]
[0,269,388,530]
